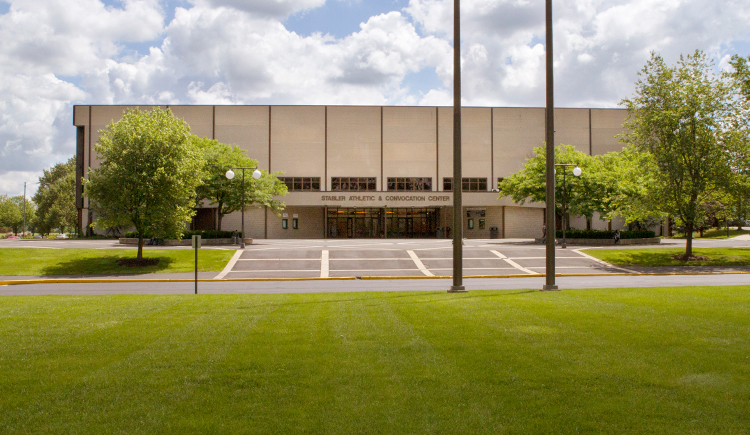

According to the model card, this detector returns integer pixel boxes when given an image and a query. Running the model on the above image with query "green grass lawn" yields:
[1,288,748,434]
[0,248,234,276]
[583,247,750,267]
[671,228,750,239]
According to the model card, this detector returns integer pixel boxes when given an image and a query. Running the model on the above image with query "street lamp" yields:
[226,167,262,249]
[555,164,582,249]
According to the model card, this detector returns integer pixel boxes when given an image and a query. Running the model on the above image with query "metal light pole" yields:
[543,0,557,291]
[226,167,261,249]
[449,0,466,293]
[23,182,27,237]
[554,164,582,249]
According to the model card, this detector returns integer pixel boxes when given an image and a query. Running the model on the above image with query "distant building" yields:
[73,105,628,239]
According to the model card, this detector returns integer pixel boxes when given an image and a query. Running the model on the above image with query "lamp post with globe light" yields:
[225,167,262,249]
[554,164,582,249]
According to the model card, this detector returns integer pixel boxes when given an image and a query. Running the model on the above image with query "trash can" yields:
[490,227,499,239]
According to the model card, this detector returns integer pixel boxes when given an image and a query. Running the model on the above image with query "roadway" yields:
[1,236,748,294]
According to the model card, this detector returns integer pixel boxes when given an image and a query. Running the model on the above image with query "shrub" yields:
[555,229,655,239]
[122,230,242,239]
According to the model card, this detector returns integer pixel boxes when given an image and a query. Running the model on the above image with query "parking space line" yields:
[321,250,329,278]
[407,250,434,276]
[213,249,243,280]
[490,250,539,275]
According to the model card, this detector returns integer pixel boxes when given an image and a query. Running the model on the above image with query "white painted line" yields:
[490,250,539,275]
[573,249,640,274]
[213,249,243,280]
[321,250,329,278]
[407,250,434,276]
[236,258,323,261]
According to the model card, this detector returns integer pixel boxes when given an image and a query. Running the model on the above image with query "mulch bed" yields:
[117,259,160,267]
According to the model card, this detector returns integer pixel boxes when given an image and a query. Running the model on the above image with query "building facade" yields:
[73,105,629,239]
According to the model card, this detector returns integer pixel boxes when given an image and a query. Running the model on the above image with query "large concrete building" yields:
[73,105,628,239]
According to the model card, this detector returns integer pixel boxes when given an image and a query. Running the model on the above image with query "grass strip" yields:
[582,247,750,267]
[669,228,750,239]
[0,287,748,434]
[0,248,234,276]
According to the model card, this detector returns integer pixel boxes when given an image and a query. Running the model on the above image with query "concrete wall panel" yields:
[591,108,628,155]
[214,105,270,169]
[169,105,214,139]
[383,107,436,181]
[493,107,545,179]
[327,106,381,179]
[554,108,590,154]
[271,106,326,182]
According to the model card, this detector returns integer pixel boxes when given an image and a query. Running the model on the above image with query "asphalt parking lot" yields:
[216,239,632,279]
[3,236,750,281]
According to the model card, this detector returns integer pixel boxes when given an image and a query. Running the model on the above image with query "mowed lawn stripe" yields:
[385,288,750,433]
[1,288,749,434]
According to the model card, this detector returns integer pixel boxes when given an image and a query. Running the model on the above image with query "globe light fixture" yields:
[225,166,261,249]
[554,163,582,249]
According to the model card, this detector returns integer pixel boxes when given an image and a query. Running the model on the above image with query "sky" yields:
[1,0,750,197]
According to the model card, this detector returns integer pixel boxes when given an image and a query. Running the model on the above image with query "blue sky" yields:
[0,0,749,196]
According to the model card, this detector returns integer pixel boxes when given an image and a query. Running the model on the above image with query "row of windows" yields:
[443,177,488,192]
[279,177,507,191]
[331,177,377,191]
[387,177,432,191]
[278,177,321,192]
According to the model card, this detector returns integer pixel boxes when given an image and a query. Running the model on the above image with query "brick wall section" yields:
[220,206,266,238]
[504,206,544,238]
[267,206,324,239]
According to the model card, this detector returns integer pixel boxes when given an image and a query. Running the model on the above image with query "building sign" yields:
[281,191,533,208]
[321,194,451,203]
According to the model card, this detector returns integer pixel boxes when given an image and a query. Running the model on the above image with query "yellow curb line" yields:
[0,277,357,286]
[1,271,749,286]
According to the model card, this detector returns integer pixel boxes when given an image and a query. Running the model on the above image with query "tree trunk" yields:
[685,222,693,257]
[217,202,224,231]
[137,235,144,260]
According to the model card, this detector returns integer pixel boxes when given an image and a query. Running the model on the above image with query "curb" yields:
[2,271,749,286]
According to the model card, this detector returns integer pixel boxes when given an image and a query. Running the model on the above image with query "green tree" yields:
[497,145,600,228]
[193,137,287,231]
[621,50,736,257]
[0,194,22,234]
[33,157,76,236]
[85,107,204,260]
[591,147,661,226]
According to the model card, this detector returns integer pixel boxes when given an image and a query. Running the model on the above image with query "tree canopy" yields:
[193,137,287,231]
[0,195,22,234]
[33,157,76,236]
[497,145,603,226]
[85,107,204,260]
[621,50,738,257]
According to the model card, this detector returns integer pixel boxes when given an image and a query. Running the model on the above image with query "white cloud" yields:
[189,0,325,18]
[1,0,750,194]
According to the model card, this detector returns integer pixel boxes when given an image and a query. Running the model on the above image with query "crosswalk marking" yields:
[407,250,434,276]
[321,250,329,278]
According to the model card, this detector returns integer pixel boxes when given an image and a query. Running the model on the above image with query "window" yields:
[331,177,377,191]
[468,218,474,229]
[479,219,485,229]
[443,178,488,191]
[282,219,288,229]
[292,218,298,229]
[387,177,432,191]
[278,177,321,191]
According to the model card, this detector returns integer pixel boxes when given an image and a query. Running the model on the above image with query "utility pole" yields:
[449,0,466,293]
[543,0,558,291]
